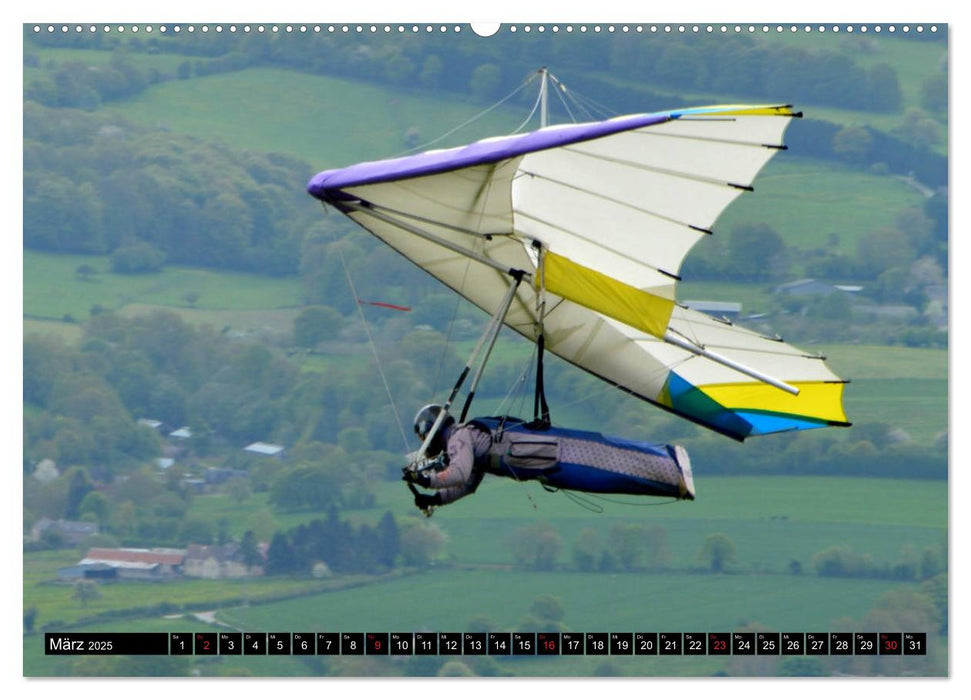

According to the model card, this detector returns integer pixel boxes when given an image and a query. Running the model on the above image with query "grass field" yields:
[107,67,524,171]
[23,249,304,322]
[715,157,927,255]
[213,569,923,638]
[817,344,947,443]
[22,549,366,630]
[23,567,941,677]
[171,475,948,585]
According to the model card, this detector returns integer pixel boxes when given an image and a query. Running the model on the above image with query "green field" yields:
[24,45,209,78]
[23,249,304,323]
[400,475,946,568]
[818,344,947,443]
[214,570,921,638]
[715,157,927,254]
[107,67,525,171]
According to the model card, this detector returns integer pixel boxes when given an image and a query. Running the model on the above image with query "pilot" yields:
[404,404,493,510]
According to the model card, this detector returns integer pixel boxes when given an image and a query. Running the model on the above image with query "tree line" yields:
[24,29,947,188]
[27,24,942,116]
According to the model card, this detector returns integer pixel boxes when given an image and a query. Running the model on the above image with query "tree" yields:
[337,427,370,455]
[855,228,913,279]
[269,464,343,512]
[375,511,400,569]
[726,223,787,282]
[79,491,110,525]
[399,520,446,567]
[608,523,646,570]
[469,63,502,102]
[65,468,94,520]
[266,532,298,574]
[110,242,166,274]
[572,528,601,572]
[699,533,738,573]
[893,108,942,149]
[73,580,103,608]
[293,306,343,349]
[866,63,903,112]
[419,55,444,89]
[528,596,566,627]
[920,73,947,112]
[832,125,873,165]
[239,530,262,570]
[225,477,252,505]
[510,522,563,570]
[24,606,38,633]
[75,264,97,281]
[179,517,215,545]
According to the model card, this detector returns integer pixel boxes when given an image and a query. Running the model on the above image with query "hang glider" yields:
[307,103,850,441]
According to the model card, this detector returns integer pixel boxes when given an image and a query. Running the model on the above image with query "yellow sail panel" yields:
[543,251,675,339]
[697,380,849,424]
[697,105,798,117]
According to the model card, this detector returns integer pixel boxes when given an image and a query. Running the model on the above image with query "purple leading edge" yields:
[307,111,674,200]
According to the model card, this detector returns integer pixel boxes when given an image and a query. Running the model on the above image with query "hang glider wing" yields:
[308,104,850,441]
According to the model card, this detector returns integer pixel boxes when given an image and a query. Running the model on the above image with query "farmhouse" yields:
[69,547,186,581]
[184,543,265,579]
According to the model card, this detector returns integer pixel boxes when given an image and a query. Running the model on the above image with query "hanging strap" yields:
[532,333,551,429]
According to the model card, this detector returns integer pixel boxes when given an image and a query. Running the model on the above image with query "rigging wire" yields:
[549,77,580,124]
[392,72,540,157]
[430,264,469,399]
[493,344,537,419]
[550,73,617,121]
[511,83,545,133]
[337,245,412,452]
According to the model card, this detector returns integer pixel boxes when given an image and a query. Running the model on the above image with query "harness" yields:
[467,416,561,479]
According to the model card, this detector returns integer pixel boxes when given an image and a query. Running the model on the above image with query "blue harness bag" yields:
[469,417,694,500]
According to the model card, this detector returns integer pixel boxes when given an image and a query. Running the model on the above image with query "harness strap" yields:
[533,333,551,429]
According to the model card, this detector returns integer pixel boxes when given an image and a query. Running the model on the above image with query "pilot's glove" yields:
[402,469,431,488]
[414,491,443,510]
